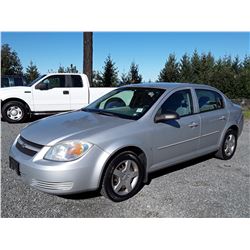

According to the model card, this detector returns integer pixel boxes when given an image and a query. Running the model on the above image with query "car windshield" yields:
[83,87,165,120]
[28,74,46,86]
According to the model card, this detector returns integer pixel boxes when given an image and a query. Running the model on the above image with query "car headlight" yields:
[44,140,93,161]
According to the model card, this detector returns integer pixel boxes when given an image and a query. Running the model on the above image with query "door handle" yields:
[218,116,226,120]
[63,90,69,95]
[188,122,199,128]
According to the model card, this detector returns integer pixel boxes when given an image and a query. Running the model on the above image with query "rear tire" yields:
[2,101,28,123]
[101,151,144,202]
[215,129,237,160]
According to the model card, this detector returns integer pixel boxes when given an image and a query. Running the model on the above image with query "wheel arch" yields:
[227,125,239,136]
[98,145,148,189]
[219,123,240,148]
[1,98,31,114]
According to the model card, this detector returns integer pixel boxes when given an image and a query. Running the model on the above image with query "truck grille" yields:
[16,136,44,156]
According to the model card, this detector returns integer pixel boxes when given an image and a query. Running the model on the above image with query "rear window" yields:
[196,89,224,112]
[71,75,83,87]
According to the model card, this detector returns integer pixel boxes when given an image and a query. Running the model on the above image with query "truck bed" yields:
[89,87,116,103]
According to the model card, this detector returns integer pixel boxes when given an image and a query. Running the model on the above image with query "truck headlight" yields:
[44,140,93,161]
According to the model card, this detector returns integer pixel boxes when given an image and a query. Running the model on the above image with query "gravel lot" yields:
[1,118,249,218]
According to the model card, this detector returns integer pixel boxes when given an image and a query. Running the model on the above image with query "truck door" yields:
[33,75,70,112]
[67,75,89,110]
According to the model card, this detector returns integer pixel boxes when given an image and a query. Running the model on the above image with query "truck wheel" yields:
[2,101,28,123]
[215,129,238,160]
[101,151,144,202]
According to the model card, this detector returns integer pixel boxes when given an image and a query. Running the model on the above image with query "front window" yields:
[83,87,165,120]
[35,75,66,89]
[157,89,194,117]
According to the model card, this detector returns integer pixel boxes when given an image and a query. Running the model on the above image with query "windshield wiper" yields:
[82,108,116,116]
[93,110,117,117]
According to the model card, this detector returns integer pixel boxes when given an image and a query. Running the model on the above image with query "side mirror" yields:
[154,111,180,123]
[36,82,48,90]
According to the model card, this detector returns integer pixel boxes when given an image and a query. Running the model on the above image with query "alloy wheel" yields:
[111,159,139,196]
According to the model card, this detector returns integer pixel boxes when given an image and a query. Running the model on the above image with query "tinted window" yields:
[1,77,9,87]
[71,75,83,87]
[41,75,65,89]
[196,89,224,112]
[14,77,24,86]
[158,89,193,117]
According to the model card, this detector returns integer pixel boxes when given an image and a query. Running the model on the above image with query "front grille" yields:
[31,179,73,191]
[16,136,44,156]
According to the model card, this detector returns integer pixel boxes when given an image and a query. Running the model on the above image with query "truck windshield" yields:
[28,74,46,86]
[83,87,165,120]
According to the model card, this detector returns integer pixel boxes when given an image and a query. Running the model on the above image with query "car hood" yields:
[0,86,31,92]
[0,86,31,98]
[21,110,133,146]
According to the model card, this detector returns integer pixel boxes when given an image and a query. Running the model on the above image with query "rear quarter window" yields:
[71,75,83,87]
[196,89,224,112]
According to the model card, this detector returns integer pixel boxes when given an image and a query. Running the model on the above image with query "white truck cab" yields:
[0,73,115,123]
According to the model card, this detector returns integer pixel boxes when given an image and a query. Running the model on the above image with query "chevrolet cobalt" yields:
[9,83,243,202]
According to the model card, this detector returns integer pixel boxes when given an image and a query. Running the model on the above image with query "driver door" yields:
[151,89,201,170]
[33,75,70,112]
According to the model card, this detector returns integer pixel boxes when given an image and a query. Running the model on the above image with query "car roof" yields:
[121,82,214,90]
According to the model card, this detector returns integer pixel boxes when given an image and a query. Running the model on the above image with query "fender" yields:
[218,108,243,147]
[0,87,34,111]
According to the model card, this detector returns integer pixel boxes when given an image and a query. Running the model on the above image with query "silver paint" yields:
[9,83,244,195]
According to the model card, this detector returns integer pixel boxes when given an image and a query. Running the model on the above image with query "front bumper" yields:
[9,138,110,195]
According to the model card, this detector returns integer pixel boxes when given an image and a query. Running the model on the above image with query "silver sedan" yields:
[9,83,244,202]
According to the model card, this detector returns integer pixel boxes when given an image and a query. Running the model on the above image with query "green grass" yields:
[243,109,250,120]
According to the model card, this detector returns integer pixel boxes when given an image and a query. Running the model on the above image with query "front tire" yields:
[2,101,28,123]
[101,151,144,202]
[215,129,238,160]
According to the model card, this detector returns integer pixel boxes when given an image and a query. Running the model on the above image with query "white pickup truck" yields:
[0,73,115,123]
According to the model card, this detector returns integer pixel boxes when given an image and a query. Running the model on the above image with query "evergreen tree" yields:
[210,56,235,97]
[92,70,103,87]
[179,53,192,82]
[199,52,215,83]
[58,65,66,73]
[25,61,40,83]
[58,64,78,73]
[101,56,119,87]
[238,55,250,98]
[66,64,78,73]
[127,62,142,83]
[232,56,242,75]
[120,72,129,85]
[1,44,23,75]
[158,54,179,82]
[190,50,201,83]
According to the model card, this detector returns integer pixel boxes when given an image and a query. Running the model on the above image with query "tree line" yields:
[1,43,249,99]
[158,51,250,99]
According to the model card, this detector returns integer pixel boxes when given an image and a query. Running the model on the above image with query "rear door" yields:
[67,75,89,109]
[33,74,70,111]
[195,88,228,151]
